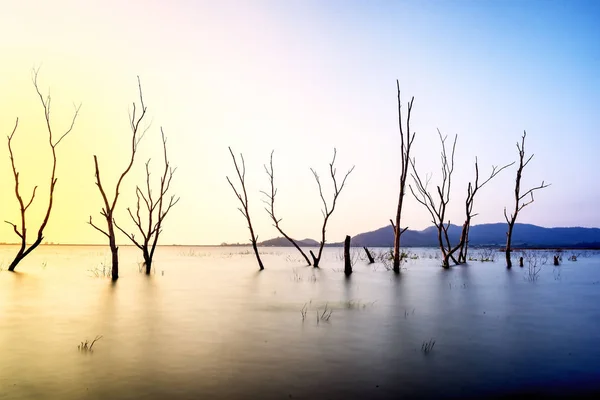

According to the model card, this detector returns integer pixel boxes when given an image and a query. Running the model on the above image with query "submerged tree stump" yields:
[363,247,375,264]
[310,250,319,268]
[344,235,352,276]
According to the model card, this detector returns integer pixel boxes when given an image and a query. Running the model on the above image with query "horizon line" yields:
[0,222,598,247]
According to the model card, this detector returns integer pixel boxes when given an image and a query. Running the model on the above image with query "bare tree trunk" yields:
[506,226,514,268]
[110,243,119,280]
[504,131,549,269]
[363,247,374,264]
[439,226,451,269]
[309,250,318,266]
[227,147,264,271]
[143,247,152,275]
[5,69,80,271]
[103,216,120,280]
[251,240,264,270]
[287,238,311,265]
[312,216,329,268]
[442,223,461,266]
[344,235,352,276]
[459,156,514,265]
[393,81,416,273]
[457,221,470,263]
[7,237,42,271]
[7,257,20,272]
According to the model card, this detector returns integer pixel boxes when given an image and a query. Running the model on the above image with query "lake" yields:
[1,245,600,399]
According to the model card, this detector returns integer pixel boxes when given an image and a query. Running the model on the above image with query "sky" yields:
[0,0,598,246]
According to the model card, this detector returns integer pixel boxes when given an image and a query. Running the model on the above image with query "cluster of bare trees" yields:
[395,97,548,269]
[389,81,546,270]
[224,81,548,271]
[408,129,548,269]
[227,148,354,270]
[3,70,179,280]
[3,73,548,276]
[408,132,515,268]
[88,78,179,280]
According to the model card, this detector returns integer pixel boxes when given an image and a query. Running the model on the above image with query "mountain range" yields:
[259,223,600,249]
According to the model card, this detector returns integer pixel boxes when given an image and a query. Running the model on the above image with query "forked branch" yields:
[227,147,264,270]
[115,128,180,274]
[310,148,355,267]
[457,157,514,263]
[260,150,312,265]
[409,131,461,268]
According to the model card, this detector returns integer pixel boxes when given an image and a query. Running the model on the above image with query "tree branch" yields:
[4,221,23,239]
[88,216,110,238]
[309,148,354,267]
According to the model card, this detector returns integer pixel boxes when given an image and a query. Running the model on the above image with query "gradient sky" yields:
[0,0,598,245]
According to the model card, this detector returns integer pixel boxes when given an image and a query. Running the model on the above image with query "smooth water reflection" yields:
[1,246,600,399]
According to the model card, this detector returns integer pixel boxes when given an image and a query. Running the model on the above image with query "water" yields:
[1,245,600,399]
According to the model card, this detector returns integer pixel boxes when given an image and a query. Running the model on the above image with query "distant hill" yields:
[257,223,600,249]
[259,237,320,247]
[346,223,600,249]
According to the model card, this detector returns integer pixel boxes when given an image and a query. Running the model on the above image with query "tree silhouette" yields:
[392,80,415,273]
[227,147,264,270]
[504,131,550,268]
[410,131,462,268]
[88,76,148,281]
[261,150,312,266]
[115,129,179,274]
[457,158,513,263]
[309,148,354,268]
[5,68,80,271]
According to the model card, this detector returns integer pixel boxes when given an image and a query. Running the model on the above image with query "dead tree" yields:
[88,77,148,281]
[261,150,311,265]
[392,81,415,273]
[409,130,462,268]
[5,69,80,271]
[227,147,264,270]
[363,247,375,263]
[457,158,513,263]
[344,235,352,276]
[504,131,550,268]
[310,148,355,267]
[114,129,180,274]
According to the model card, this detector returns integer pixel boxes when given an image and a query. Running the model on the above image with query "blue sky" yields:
[0,0,598,244]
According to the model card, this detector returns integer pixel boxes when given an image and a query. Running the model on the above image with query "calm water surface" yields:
[1,245,600,399]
